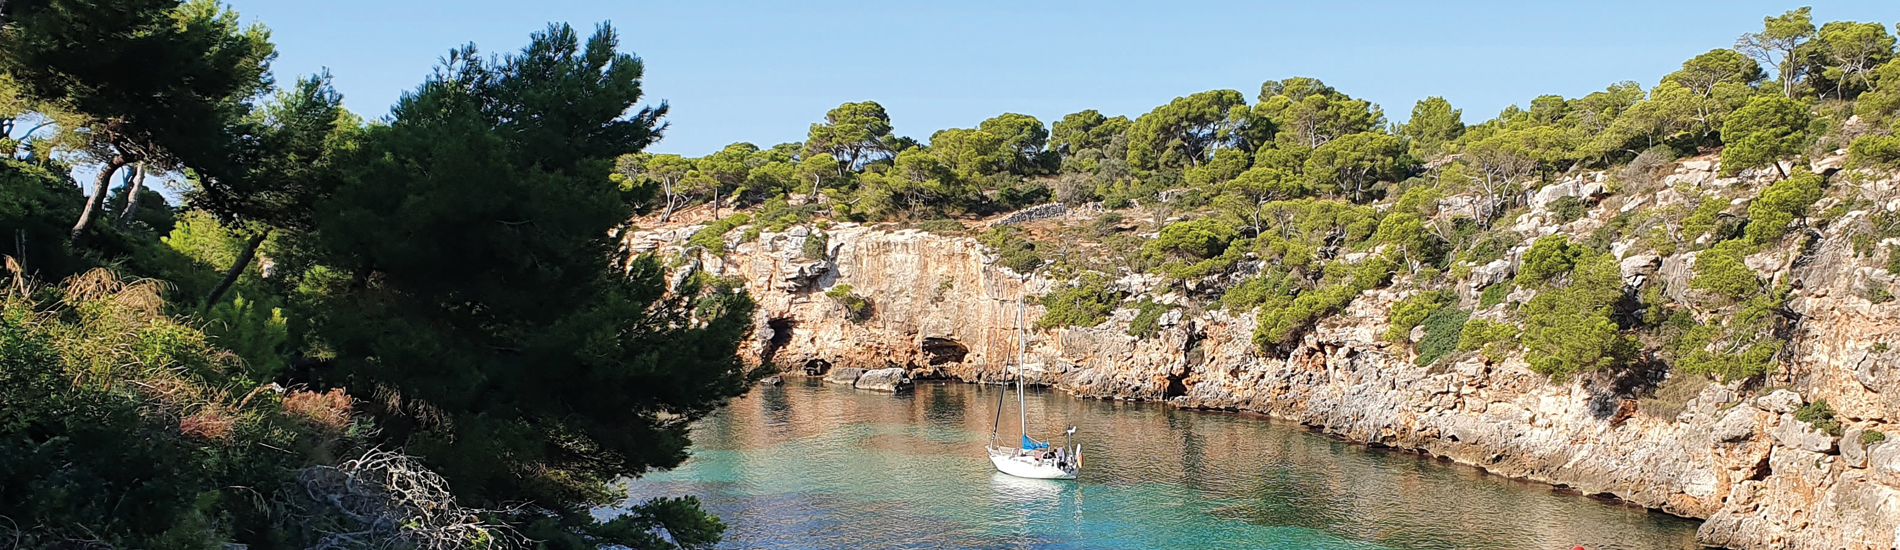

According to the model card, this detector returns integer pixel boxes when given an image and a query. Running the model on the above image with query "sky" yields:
[238,1,1897,157]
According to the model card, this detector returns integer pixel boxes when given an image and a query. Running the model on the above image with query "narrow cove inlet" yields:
[614,381,1702,550]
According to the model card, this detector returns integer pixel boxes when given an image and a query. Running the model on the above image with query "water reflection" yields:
[616,380,1702,550]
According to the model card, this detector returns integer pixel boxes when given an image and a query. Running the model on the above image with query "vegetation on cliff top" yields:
[615,7,1899,395]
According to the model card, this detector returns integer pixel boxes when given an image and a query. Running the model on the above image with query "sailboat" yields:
[986,299,1081,480]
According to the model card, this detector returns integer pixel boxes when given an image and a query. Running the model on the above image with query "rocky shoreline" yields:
[625,162,1899,550]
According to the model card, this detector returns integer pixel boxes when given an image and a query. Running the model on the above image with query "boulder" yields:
[1841,427,1872,468]
[854,368,912,392]
[823,367,867,385]
[1871,441,1900,487]
[759,375,784,386]
[1710,406,1758,443]
[1770,414,1838,454]
[1755,389,1803,414]
[1619,255,1659,283]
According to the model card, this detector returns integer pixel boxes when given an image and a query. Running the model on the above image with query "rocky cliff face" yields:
[624,160,1900,550]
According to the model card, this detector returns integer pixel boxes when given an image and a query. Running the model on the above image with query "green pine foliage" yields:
[1386,290,1455,342]
[688,213,753,253]
[1127,298,1175,338]
[1520,250,1638,377]
[1692,239,1762,301]
[1794,399,1844,436]
[1414,307,1471,366]
[824,283,874,322]
[1037,274,1124,329]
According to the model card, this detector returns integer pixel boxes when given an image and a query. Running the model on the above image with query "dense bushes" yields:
[1692,239,1761,301]
[1519,249,1638,377]
[0,271,349,549]
[1386,290,1454,342]
[1036,274,1123,329]
[1253,255,1396,350]
[688,213,752,253]
[1414,307,1470,366]
[1743,170,1822,243]
[1795,399,1844,436]
[981,225,1044,274]
[1127,298,1174,338]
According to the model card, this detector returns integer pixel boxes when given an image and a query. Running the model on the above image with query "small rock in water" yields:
[854,368,912,392]
[824,367,867,385]
[760,375,783,386]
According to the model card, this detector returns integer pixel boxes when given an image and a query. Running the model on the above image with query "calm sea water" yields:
[613,380,1704,550]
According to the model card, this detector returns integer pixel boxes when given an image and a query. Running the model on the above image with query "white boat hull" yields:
[988,446,1078,480]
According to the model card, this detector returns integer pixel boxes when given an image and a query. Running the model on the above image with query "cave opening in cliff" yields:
[921,337,969,365]
[763,318,796,367]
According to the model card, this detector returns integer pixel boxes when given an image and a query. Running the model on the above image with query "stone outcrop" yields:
[624,161,1900,550]
[853,367,912,392]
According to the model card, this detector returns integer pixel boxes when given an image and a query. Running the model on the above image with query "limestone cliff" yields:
[624,159,1900,550]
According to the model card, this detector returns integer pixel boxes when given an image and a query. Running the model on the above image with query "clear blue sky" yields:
[236,1,1896,157]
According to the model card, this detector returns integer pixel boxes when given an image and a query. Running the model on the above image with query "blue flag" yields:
[1021,435,1049,450]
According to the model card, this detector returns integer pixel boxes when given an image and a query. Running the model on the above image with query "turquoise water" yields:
[615,380,1703,550]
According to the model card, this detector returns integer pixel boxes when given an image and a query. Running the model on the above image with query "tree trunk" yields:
[711,187,720,219]
[659,179,678,224]
[71,159,125,244]
[205,229,269,308]
[810,176,822,204]
[113,163,147,230]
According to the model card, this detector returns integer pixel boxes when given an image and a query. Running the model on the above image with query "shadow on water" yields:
[614,381,1705,550]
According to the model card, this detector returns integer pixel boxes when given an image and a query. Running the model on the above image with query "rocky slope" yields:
[624,159,1900,550]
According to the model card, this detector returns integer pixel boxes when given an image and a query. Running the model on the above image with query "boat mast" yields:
[1017,298,1027,443]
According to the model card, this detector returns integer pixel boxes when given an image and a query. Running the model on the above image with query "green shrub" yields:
[1848,134,1900,169]
[1550,196,1587,223]
[1127,298,1175,338]
[1868,286,1895,304]
[1691,239,1760,301]
[739,226,762,244]
[1665,289,1789,381]
[1516,235,1584,287]
[1457,318,1520,363]
[1458,234,1511,266]
[1414,307,1470,366]
[1862,430,1888,446]
[980,226,1044,274]
[1386,290,1454,342]
[1146,218,1236,261]
[1521,252,1637,377]
[0,271,339,549]
[1479,282,1511,308]
[1037,274,1123,329]
[824,284,873,323]
[1743,170,1823,243]
[1887,246,1900,276]
[687,213,751,253]
[1794,399,1844,437]
[202,293,290,383]
[1159,236,1250,280]
[1254,255,1397,350]
[802,230,830,260]
[1681,197,1728,243]
[1221,271,1286,312]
